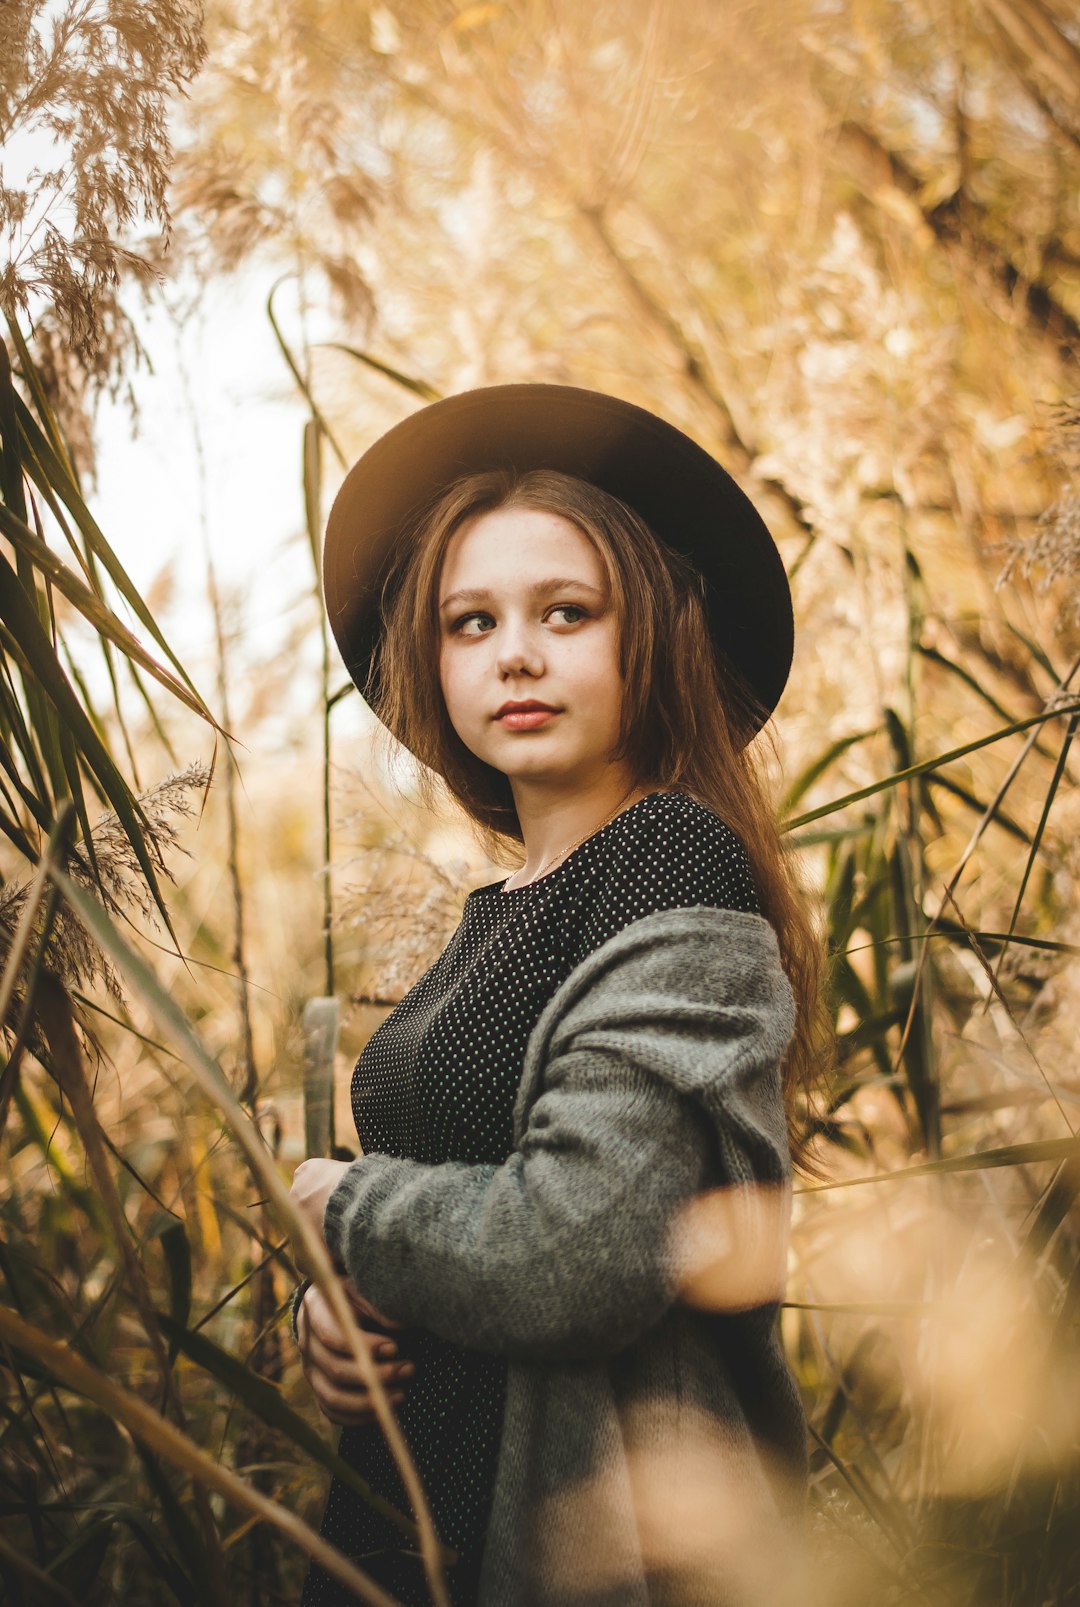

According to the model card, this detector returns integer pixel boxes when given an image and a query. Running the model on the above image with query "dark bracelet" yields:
[289,1276,314,1344]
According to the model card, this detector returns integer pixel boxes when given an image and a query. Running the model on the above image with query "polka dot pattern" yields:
[301,789,760,1606]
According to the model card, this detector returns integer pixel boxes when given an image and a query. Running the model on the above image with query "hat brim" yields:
[323,384,793,734]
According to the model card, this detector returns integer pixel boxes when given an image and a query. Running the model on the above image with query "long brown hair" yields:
[370,468,829,1165]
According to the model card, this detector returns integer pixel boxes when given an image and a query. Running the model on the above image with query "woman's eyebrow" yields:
[438,578,605,612]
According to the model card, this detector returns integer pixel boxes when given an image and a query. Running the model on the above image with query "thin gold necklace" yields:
[505,786,641,891]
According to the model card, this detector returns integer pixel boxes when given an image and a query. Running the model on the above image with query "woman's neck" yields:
[505,770,649,889]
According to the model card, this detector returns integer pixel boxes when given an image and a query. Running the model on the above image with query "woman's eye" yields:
[448,604,586,634]
[453,612,495,636]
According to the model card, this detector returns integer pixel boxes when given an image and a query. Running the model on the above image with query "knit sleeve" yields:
[322,907,795,1363]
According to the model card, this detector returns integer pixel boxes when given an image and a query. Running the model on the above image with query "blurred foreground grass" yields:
[2,728,1078,1604]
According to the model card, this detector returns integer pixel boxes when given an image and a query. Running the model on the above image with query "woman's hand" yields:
[289,1158,353,1272]
[296,1280,416,1427]
[290,1157,402,1330]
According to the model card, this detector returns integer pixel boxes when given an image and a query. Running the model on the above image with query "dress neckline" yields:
[468,790,675,900]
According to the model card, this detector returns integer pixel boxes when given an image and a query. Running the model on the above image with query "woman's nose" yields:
[495,622,543,678]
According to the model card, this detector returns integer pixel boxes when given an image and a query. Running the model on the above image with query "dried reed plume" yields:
[0,762,211,1018]
[0,0,206,424]
[999,399,1080,626]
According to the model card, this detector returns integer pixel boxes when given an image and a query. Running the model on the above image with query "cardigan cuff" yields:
[324,1156,366,1268]
[323,1154,407,1277]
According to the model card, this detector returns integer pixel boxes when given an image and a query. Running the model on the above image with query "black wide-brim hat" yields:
[323,383,793,736]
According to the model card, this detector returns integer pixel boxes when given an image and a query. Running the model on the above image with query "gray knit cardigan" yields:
[324,906,807,1606]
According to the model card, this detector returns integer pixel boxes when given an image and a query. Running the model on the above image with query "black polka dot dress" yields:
[301,790,760,1606]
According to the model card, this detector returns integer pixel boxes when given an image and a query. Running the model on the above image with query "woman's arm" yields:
[325,907,795,1362]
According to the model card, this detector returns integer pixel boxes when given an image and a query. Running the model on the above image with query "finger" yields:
[308,1369,417,1407]
[305,1364,414,1422]
[306,1333,414,1391]
[304,1284,399,1358]
[307,1310,399,1364]
[319,1389,407,1428]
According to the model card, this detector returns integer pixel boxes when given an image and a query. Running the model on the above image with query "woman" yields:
[290,385,824,1607]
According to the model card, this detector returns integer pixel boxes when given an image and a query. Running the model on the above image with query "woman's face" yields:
[437,504,625,794]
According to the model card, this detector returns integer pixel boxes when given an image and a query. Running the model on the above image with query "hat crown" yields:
[323,383,793,747]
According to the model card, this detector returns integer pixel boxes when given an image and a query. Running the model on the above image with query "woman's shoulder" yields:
[614,786,743,839]
[572,789,761,954]
[607,789,756,878]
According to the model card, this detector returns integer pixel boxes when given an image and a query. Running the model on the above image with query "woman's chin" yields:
[504,761,622,797]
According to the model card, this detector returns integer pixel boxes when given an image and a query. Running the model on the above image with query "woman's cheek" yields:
[438,652,468,730]
[442,660,487,750]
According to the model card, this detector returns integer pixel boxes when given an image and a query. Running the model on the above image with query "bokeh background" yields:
[2,1,1079,1602]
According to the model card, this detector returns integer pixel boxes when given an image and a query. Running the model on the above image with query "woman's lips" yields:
[495,706,559,730]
